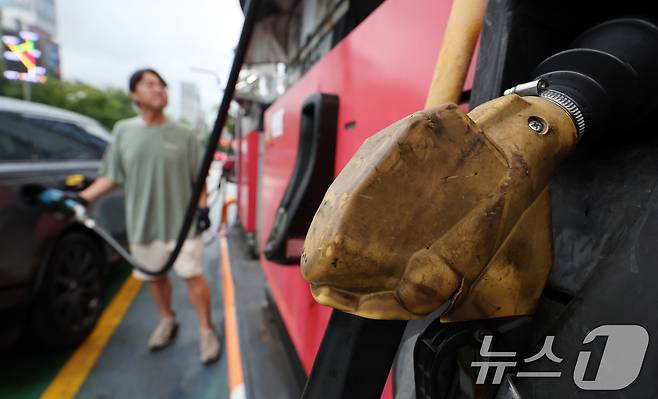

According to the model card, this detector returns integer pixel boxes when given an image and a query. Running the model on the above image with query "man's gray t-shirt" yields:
[100,116,202,244]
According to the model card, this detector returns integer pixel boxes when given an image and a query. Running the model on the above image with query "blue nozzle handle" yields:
[37,188,79,210]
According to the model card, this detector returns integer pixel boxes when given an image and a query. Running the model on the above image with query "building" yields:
[0,0,60,78]
[180,81,207,135]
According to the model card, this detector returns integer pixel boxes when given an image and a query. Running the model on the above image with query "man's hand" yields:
[196,207,211,232]
[72,192,89,206]
[79,176,117,204]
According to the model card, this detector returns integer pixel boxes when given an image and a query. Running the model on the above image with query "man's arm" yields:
[198,184,208,208]
[80,176,118,204]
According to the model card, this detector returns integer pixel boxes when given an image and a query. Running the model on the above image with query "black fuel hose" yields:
[532,18,658,141]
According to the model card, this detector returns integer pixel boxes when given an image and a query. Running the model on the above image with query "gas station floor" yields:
[0,262,133,399]
[75,237,229,399]
[0,237,228,399]
[0,177,301,399]
[222,226,303,399]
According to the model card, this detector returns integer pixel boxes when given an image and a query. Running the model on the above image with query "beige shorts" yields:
[129,236,204,281]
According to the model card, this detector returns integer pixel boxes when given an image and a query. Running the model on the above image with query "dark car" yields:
[0,96,126,347]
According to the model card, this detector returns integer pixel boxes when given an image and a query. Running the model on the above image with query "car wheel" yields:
[32,232,104,348]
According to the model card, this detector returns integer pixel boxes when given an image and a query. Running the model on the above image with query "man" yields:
[80,68,220,364]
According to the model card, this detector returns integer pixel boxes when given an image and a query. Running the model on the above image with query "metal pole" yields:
[190,66,223,87]
[22,81,31,101]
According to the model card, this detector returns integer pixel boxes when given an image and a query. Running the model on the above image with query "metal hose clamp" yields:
[539,89,586,140]
[505,79,586,140]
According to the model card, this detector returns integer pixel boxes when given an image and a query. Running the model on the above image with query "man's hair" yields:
[129,68,167,92]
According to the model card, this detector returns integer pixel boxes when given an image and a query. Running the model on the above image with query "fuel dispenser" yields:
[300,2,658,398]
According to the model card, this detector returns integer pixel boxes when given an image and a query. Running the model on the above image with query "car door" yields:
[22,115,128,244]
[0,110,116,293]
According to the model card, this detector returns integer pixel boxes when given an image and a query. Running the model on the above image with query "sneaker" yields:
[148,318,178,350]
[200,328,221,364]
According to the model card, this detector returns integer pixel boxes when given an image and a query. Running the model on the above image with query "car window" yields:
[25,116,108,160]
[0,111,107,162]
[0,112,38,161]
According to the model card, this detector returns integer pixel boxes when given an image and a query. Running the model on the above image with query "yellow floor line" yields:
[220,232,246,399]
[40,276,143,399]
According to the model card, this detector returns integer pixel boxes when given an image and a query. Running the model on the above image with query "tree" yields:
[0,77,136,130]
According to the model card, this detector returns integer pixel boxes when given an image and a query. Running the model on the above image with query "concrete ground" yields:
[76,237,228,399]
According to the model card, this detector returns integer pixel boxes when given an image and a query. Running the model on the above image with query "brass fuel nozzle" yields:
[301,94,576,322]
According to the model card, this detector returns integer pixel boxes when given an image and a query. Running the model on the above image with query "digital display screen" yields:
[2,30,48,83]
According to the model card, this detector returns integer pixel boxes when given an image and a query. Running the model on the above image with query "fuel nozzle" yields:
[301,18,658,322]
[302,95,577,322]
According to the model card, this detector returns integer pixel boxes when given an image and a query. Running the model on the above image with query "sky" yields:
[56,0,245,126]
